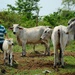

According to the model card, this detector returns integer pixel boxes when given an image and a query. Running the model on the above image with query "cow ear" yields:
[9,27,13,30]
[51,29,53,32]
[48,26,52,28]
[66,32,69,34]
[18,24,20,26]
[19,27,23,30]
[50,29,53,34]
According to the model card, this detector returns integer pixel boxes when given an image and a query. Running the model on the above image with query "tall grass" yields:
[1,29,75,75]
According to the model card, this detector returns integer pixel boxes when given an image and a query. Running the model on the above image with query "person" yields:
[0,21,8,52]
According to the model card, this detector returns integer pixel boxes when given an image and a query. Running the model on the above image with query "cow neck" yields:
[8,45,12,50]
[17,35,22,46]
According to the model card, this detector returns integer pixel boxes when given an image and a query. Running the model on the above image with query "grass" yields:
[1,53,75,75]
[3,44,75,75]
[66,40,75,52]
[0,30,75,75]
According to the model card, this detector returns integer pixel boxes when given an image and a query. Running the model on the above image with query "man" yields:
[0,21,8,52]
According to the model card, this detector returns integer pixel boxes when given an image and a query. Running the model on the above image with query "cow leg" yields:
[44,44,47,55]
[44,43,49,55]
[46,44,50,56]
[59,47,62,65]
[59,43,64,68]
[10,52,13,66]
[54,46,58,68]
[4,51,9,65]
[61,48,64,68]
[47,43,50,56]
[74,33,75,40]
[8,53,10,65]
[4,51,6,65]
[44,42,50,56]
[33,44,36,52]
[22,42,26,56]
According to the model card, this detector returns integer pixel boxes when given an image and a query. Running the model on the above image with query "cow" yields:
[68,18,75,25]
[51,23,75,68]
[40,27,53,55]
[41,27,53,40]
[2,38,14,66]
[10,24,51,56]
[68,18,75,39]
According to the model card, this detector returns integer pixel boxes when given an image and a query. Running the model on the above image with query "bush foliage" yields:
[0,9,75,28]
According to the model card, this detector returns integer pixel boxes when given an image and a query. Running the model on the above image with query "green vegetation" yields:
[0,31,75,75]
[0,9,75,28]
[0,0,75,75]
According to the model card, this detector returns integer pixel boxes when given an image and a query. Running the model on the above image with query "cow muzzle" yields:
[40,37,44,40]
[12,43,14,45]
[13,32,16,34]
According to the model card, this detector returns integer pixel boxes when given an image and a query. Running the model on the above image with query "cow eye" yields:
[66,32,69,34]
[48,32,50,34]
[8,40,11,42]
[45,31,47,33]
[70,25,72,28]
[7,40,10,42]
[16,26,19,28]
[68,23,70,25]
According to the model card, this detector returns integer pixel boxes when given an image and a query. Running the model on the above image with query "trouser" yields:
[0,43,3,52]
[74,33,75,40]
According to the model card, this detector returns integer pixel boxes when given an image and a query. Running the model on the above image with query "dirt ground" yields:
[0,51,75,75]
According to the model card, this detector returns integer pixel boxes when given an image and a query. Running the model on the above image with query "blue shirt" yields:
[0,25,7,43]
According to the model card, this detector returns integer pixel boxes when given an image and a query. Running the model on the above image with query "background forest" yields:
[0,0,75,28]
[0,0,75,75]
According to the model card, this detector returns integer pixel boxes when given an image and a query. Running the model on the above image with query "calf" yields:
[41,27,53,40]
[40,27,53,54]
[2,38,14,66]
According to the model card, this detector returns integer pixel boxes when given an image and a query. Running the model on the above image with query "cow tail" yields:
[58,29,62,62]
[58,29,60,41]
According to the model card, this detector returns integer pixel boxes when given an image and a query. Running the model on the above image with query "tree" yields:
[43,8,75,27]
[62,0,75,10]
[7,0,40,20]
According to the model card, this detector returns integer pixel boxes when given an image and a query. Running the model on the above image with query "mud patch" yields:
[64,51,75,57]
[13,52,53,70]
[0,51,75,72]
[18,59,53,70]
[60,72,75,75]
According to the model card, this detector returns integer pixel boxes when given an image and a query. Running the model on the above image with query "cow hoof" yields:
[43,53,50,56]
[46,52,50,56]
[61,65,64,68]
[47,54,50,56]
[21,55,26,57]
[57,63,59,65]
[54,65,56,68]
[43,53,46,56]
[10,65,13,67]
[59,62,61,65]
[1,69,6,74]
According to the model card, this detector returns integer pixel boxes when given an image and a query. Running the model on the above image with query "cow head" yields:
[67,21,75,33]
[68,18,75,25]
[10,24,23,34]
[41,27,53,40]
[6,38,14,46]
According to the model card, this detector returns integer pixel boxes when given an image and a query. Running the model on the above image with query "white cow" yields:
[68,18,75,40]
[51,25,75,68]
[10,24,51,56]
[40,27,53,53]
[41,27,53,40]
[2,38,14,66]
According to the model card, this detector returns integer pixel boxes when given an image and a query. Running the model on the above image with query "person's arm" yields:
[3,26,9,39]
[5,33,9,39]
